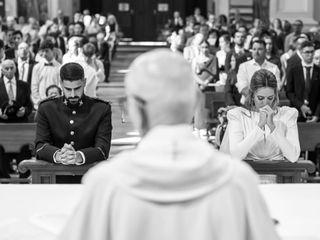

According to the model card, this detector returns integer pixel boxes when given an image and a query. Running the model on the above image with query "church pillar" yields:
[270,0,317,28]
[4,0,17,17]
[214,0,229,18]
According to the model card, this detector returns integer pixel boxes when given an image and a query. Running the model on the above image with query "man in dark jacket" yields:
[286,40,320,122]
[35,62,112,165]
[0,59,33,123]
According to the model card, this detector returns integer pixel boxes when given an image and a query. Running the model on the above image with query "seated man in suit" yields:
[0,39,5,72]
[59,49,279,240]
[0,59,33,178]
[286,40,320,122]
[35,62,112,167]
[31,39,61,110]
[0,59,33,122]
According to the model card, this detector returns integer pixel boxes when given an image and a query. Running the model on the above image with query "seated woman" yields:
[220,69,300,162]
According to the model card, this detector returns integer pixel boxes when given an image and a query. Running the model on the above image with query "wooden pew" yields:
[205,91,225,112]
[298,122,320,153]
[245,123,320,183]
[18,144,136,184]
[204,92,225,127]
[18,158,94,183]
[298,122,320,182]
[0,123,36,183]
[0,123,36,153]
[245,160,315,183]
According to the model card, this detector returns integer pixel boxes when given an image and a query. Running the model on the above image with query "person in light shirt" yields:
[62,35,85,64]
[221,69,300,163]
[236,39,280,104]
[183,33,204,63]
[313,48,320,67]
[81,42,105,97]
[31,39,61,109]
[0,39,6,72]
[59,49,279,240]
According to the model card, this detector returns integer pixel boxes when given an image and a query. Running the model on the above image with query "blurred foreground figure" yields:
[59,49,279,240]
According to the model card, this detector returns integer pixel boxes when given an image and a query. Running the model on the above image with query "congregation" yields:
[0,6,319,178]
[0,5,319,240]
[166,8,320,164]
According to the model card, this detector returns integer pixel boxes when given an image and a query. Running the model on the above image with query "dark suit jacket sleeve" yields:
[286,66,303,110]
[224,71,236,106]
[314,82,320,118]
[314,101,320,117]
[224,52,232,73]
[35,106,60,162]
[215,58,220,82]
[79,104,112,163]
[23,83,33,118]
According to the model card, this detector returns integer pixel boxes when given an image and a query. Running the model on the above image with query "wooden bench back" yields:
[298,122,320,152]
[0,123,36,153]
[205,92,225,120]
[204,92,225,109]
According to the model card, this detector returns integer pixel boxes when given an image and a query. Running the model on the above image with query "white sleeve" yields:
[31,65,40,109]
[236,62,249,94]
[228,108,264,160]
[269,108,300,162]
[274,66,281,90]
[84,73,98,98]
[183,47,192,63]
[96,60,105,83]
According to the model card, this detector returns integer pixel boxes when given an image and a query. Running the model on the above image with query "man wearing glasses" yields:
[286,40,320,122]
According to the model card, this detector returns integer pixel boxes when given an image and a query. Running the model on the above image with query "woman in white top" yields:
[220,69,300,162]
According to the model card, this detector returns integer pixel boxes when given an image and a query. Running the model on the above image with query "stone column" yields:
[270,0,317,28]
[214,0,229,19]
[47,0,78,20]
[5,0,17,17]
[47,0,59,19]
